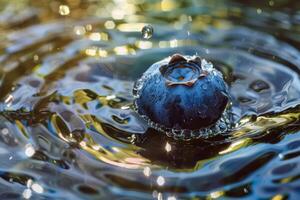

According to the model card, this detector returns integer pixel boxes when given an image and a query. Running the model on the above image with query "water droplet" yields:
[141,25,153,39]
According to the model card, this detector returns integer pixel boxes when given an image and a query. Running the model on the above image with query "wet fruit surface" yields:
[134,54,230,139]
[0,0,300,199]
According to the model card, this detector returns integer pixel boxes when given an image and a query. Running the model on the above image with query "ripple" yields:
[0,1,300,199]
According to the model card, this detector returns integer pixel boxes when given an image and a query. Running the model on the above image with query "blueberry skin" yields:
[133,54,229,131]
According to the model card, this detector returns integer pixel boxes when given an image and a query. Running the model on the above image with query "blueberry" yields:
[133,54,230,139]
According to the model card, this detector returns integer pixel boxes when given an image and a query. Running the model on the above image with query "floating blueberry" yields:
[133,54,231,140]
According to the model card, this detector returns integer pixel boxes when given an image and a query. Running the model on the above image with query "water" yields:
[0,0,300,199]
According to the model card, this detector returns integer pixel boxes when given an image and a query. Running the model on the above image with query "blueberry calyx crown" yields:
[159,54,208,87]
[133,54,231,140]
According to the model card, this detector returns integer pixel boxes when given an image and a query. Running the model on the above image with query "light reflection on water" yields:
[0,0,299,199]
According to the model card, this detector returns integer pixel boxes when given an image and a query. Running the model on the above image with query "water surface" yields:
[0,0,300,199]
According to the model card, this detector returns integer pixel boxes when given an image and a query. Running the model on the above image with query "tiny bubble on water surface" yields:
[141,25,153,39]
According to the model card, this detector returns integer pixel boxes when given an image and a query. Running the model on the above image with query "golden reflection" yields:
[89,32,101,41]
[89,32,108,41]
[15,120,29,138]
[158,41,169,48]
[33,55,39,61]
[114,46,129,55]
[231,112,300,139]
[111,1,135,19]
[272,194,285,200]
[136,41,152,49]
[86,24,93,31]
[219,138,252,155]
[124,157,146,165]
[161,0,177,11]
[98,49,108,57]
[278,177,292,184]
[80,139,151,169]
[106,95,116,100]
[59,5,70,16]
[104,20,116,29]
[74,117,154,170]
[92,144,101,151]
[117,23,146,32]
[112,9,125,20]
[158,39,196,48]
[85,47,97,56]
[84,47,108,57]
[73,26,86,35]
[209,191,224,199]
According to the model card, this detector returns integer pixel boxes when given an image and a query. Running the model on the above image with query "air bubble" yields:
[141,25,153,39]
